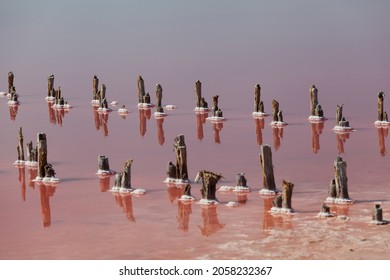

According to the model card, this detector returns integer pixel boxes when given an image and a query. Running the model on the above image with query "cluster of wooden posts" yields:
[3,71,389,225]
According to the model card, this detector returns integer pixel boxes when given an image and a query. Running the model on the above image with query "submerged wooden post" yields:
[333,156,351,201]
[47,74,55,97]
[372,204,383,223]
[199,170,223,201]
[174,135,188,181]
[272,100,279,122]
[17,126,25,162]
[138,75,145,103]
[155,84,163,108]
[236,172,248,187]
[120,159,133,190]
[282,180,294,210]
[310,85,318,116]
[195,80,202,108]
[92,75,99,100]
[377,91,386,122]
[259,145,277,192]
[212,95,219,114]
[8,71,14,93]
[37,133,48,179]
[98,155,110,171]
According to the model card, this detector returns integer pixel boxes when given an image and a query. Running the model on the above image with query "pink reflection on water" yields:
[198,205,225,237]
[254,118,265,145]
[310,121,325,153]
[377,127,388,156]
[9,104,19,121]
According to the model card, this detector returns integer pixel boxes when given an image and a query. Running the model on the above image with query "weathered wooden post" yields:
[198,170,223,203]
[174,134,189,182]
[272,100,279,122]
[377,91,385,122]
[272,194,282,208]
[120,159,133,191]
[138,75,145,104]
[92,75,99,101]
[334,156,351,202]
[371,204,388,224]
[26,141,37,165]
[212,95,219,114]
[318,203,334,217]
[37,133,48,179]
[195,80,202,108]
[155,83,163,108]
[259,144,277,194]
[254,84,261,112]
[236,172,248,188]
[166,161,177,181]
[310,84,318,117]
[16,126,25,163]
[281,180,294,211]
[97,155,112,174]
[336,104,343,125]
[8,71,14,93]
[99,84,106,104]
[47,74,55,98]
[328,179,337,200]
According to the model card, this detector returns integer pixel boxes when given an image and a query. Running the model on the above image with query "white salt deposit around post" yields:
[206,116,227,122]
[137,102,155,109]
[118,105,130,116]
[45,96,56,102]
[7,100,20,106]
[154,111,167,118]
[332,125,354,133]
[165,104,177,110]
[252,111,269,118]
[110,186,146,195]
[308,115,327,122]
[0,91,8,96]
[374,120,390,127]
[96,169,116,177]
[110,101,118,106]
[198,198,219,205]
[52,103,72,110]
[269,120,288,127]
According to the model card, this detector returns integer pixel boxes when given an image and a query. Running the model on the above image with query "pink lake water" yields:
[1,1,390,260]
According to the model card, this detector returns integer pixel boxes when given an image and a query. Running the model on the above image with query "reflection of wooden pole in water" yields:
[39,185,55,228]
[378,127,388,156]
[9,105,18,121]
[167,185,183,203]
[55,108,64,126]
[336,132,350,155]
[174,135,189,181]
[156,118,165,145]
[37,133,48,179]
[8,71,14,93]
[196,112,207,141]
[177,200,192,232]
[99,176,110,192]
[139,109,147,137]
[259,145,277,192]
[213,122,222,144]
[18,167,26,201]
[272,127,283,151]
[311,122,324,153]
[101,113,109,136]
[254,118,264,145]
[121,194,135,222]
[92,106,100,130]
[48,101,56,124]
[28,168,37,188]
[198,205,225,237]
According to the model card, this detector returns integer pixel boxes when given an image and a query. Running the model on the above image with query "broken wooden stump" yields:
[7,86,20,106]
[253,84,268,117]
[333,104,353,132]
[179,184,196,201]
[259,144,277,194]
[326,156,353,204]
[318,203,335,217]
[26,140,38,167]
[308,84,326,121]
[15,126,25,165]
[194,80,209,112]
[234,172,251,192]
[270,180,294,213]
[371,204,388,225]
[174,134,189,183]
[8,71,14,93]
[137,75,145,104]
[96,155,115,176]
[375,91,390,126]
[212,95,219,115]
[120,159,133,191]
[197,170,223,204]
[270,100,287,126]
[155,83,163,108]
[37,133,48,180]
[92,75,99,102]
[165,161,177,181]
[46,74,56,101]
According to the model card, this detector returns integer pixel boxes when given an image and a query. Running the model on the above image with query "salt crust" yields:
[110,101,118,106]
[308,115,327,122]
[137,103,155,109]
[206,116,227,122]
[118,108,129,114]
[164,177,190,186]
[325,197,354,204]
[110,186,146,195]
[259,188,279,195]
[219,185,251,192]
[198,198,219,205]
[270,121,288,127]
[7,100,20,106]
[96,169,116,177]
[252,112,269,118]
[165,105,177,110]
[97,107,112,113]
[194,107,210,112]
[178,195,196,201]
[45,96,56,102]
[154,111,167,118]
[332,125,354,132]
[226,201,239,207]
[270,207,295,214]
[52,103,72,110]
[374,120,390,127]
[317,212,335,218]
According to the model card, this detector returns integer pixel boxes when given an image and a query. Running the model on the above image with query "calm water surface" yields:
[0,0,390,259]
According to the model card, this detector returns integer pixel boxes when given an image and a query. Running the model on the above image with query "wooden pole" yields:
[120,159,133,190]
[99,84,106,103]
[199,170,222,201]
[377,91,385,121]
[372,204,383,222]
[259,144,277,191]
[310,84,318,116]
[92,75,99,100]
[328,178,337,199]
[37,133,48,179]
[98,155,110,171]
[47,74,55,97]
[334,156,351,200]
[212,95,219,114]
[282,180,294,210]
[8,71,14,93]
[236,172,247,187]
[272,194,282,208]
[336,104,343,125]
[183,184,192,197]
[195,80,202,108]
[254,84,261,112]
[138,75,145,103]
[272,100,279,122]
[17,126,25,161]
[174,135,188,181]
[155,83,163,108]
